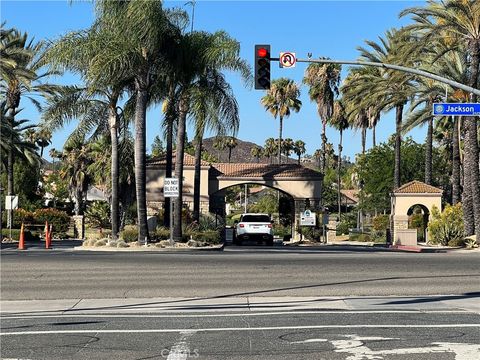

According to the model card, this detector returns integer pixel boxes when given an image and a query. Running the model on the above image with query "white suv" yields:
[234,213,274,246]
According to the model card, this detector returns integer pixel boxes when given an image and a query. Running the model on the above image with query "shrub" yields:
[120,225,138,243]
[85,201,111,228]
[116,240,129,248]
[14,209,35,226]
[274,224,291,237]
[154,227,170,240]
[93,239,107,247]
[191,230,221,244]
[357,233,372,242]
[428,204,464,246]
[372,214,390,231]
[447,238,465,247]
[33,208,70,234]
[297,226,323,242]
[465,237,478,249]
[1,229,39,242]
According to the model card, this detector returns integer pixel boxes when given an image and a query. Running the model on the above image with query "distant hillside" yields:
[202,137,297,164]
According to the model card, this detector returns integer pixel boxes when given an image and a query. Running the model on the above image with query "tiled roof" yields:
[147,152,209,167]
[394,180,443,194]
[212,163,322,179]
[340,189,359,203]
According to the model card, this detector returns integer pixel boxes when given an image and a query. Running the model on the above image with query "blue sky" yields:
[2,0,427,161]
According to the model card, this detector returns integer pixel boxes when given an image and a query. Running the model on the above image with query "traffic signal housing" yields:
[255,45,270,90]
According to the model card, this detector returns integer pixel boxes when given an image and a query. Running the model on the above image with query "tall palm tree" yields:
[263,138,276,164]
[355,29,416,189]
[330,99,350,217]
[190,69,240,221]
[225,136,238,164]
[1,28,58,227]
[293,140,306,164]
[172,30,250,241]
[261,78,302,165]
[401,0,480,235]
[303,62,341,173]
[91,0,182,243]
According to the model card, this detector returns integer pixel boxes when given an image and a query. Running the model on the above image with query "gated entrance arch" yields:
[146,153,323,238]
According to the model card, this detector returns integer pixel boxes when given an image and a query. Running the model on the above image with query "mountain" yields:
[201,137,297,164]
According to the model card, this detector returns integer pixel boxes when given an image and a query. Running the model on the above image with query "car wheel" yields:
[266,236,274,246]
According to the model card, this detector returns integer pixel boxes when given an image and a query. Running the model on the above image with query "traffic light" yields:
[255,44,270,90]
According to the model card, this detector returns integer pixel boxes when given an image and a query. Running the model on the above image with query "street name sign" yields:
[432,103,480,116]
[164,178,179,197]
[300,210,316,226]
[279,52,296,68]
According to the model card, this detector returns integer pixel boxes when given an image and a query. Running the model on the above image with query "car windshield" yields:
[241,215,270,223]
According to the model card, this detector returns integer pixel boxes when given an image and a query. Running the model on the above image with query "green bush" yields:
[33,208,70,234]
[372,214,390,231]
[357,233,372,242]
[428,204,464,246]
[191,230,221,244]
[274,224,291,237]
[154,227,170,240]
[1,229,40,241]
[447,238,465,247]
[120,225,138,243]
[85,201,111,228]
[297,226,323,241]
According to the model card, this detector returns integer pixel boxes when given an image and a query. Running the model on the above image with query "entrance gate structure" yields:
[390,181,443,245]
[146,153,323,239]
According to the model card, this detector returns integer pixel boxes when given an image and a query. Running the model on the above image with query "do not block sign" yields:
[164,178,179,197]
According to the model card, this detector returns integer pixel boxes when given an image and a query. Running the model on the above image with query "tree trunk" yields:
[297,155,300,165]
[109,107,119,240]
[278,116,283,165]
[173,94,188,242]
[425,115,433,185]
[228,147,232,163]
[452,116,461,204]
[163,84,176,228]
[394,104,403,189]
[134,87,149,243]
[321,120,327,172]
[463,43,480,235]
[372,125,376,147]
[7,108,15,228]
[337,129,343,218]
[361,127,366,155]
[193,129,204,222]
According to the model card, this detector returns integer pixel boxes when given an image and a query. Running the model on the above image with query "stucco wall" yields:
[391,194,442,216]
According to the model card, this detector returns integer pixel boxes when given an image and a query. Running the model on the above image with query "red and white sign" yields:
[280,52,296,68]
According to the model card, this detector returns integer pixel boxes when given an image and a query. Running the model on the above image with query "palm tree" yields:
[355,29,416,189]
[190,69,240,221]
[251,145,262,163]
[263,137,276,164]
[34,128,51,158]
[401,0,480,235]
[261,78,302,165]
[1,28,58,227]
[330,99,350,217]
[293,140,306,164]
[171,30,250,241]
[225,136,238,164]
[282,138,294,159]
[303,61,341,173]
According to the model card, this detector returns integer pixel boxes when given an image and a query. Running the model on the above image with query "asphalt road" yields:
[2,311,479,359]
[1,246,480,300]
[2,246,480,359]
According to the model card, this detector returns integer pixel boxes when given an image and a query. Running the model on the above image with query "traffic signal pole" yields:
[270,56,480,96]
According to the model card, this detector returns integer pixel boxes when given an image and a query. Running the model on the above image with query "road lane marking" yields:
[2,324,480,336]
[0,309,472,319]
[166,330,197,360]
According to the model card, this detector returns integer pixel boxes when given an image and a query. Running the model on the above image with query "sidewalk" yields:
[2,294,479,315]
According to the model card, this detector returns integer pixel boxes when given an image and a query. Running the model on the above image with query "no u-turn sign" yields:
[280,52,296,68]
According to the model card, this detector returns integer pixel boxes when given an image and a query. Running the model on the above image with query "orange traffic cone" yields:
[45,221,50,249]
[18,223,26,250]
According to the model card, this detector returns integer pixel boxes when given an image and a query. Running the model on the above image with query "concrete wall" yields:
[391,194,442,216]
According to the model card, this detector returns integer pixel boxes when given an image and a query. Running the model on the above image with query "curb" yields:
[73,243,225,252]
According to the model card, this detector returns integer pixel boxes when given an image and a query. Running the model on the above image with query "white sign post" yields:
[164,178,179,246]
[5,195,18,210]
[300,210,316,226]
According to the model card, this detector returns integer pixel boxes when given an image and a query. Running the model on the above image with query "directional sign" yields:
[163,178,179,198]
[279,52,296,68]
[432,103,480,116]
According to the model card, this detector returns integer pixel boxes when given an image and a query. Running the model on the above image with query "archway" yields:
[407,204,430,243]
[209,182,297,241]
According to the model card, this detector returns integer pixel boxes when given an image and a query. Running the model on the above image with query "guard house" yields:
[390,181,443,245]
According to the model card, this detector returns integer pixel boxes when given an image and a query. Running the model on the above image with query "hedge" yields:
[1,229,40,242]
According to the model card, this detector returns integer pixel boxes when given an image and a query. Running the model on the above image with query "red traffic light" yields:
[257,47,268,58]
